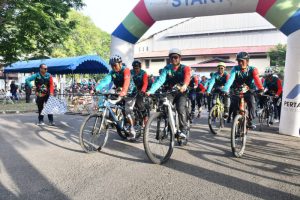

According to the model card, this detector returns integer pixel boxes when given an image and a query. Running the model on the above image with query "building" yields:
[134,13,287,77]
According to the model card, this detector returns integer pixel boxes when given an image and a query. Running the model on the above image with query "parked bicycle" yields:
[143,86,190,164]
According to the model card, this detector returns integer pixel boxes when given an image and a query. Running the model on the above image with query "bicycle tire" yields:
[143,112,174,164]
[79,113,109,153]
[258,109,267,131]
[208,105,223,135]
[231,114,247,157]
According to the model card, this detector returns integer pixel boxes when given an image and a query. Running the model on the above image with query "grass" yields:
[0,100,37,112]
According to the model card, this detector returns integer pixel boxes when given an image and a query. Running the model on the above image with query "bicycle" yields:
[143,86,190,164]
[79,93,142,153]
[208,92,225,135]
[258,95,275,131]
[231,87,251,158]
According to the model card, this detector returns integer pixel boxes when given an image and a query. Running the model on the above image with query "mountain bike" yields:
[79,93,142,153]
[231,87,251,158]
[208,92,225,134]
[258,94,275,131]
[143,87,190,164]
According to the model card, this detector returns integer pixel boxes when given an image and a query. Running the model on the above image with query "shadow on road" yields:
[0,134,70,200]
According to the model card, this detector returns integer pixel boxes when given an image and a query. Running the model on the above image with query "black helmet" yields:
[132,60,141,68]
[109,55,122,65]
[236,52,250,60]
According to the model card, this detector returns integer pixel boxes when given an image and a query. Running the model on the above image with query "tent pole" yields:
[72,71,74,98]
[4,72,7,91]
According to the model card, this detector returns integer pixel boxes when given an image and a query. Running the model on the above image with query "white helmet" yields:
[264,67,274,76]
[169,48,181,56]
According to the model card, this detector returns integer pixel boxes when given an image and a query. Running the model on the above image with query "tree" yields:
[268,44,287,77]
[0,0,84,64]
[268,44,286,67]
[51,11,111,62]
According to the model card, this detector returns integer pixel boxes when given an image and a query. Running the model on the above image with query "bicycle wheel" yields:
[143,112,174,164]
[208,105,224,135]
[79,113,109,153]
[231,114,247,157]
[258,109,267,131]
[115,108,128,139]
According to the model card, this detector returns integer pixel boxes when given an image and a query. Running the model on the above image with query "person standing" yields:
[25,82,32,103]
[10,81,18,100]
[25,64,55,126]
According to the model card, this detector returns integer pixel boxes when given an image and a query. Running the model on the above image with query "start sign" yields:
[172,0,224,7]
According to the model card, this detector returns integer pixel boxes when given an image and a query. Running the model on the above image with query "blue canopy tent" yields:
[3,55,110,74]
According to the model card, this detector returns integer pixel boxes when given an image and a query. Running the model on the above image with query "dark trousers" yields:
[168,93,188,132]
[135,93,148,117]
[36,95,53,122]
[25,91,31,103]
[231,92,256,122]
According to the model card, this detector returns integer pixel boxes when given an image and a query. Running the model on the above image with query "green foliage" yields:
[51,11,111,62]
[0,0,84,64]
[268,44,286,67]
[268,44,287,78]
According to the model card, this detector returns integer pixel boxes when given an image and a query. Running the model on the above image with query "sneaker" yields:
[257,108,263,114]
[49,121,55,126]
[127,127,136,140]
[247,122,256,129]
[273,119,279,123]
[224,107,229,118]
[227,117,231,123]
[37,121,45,126]
[176,131,187,139]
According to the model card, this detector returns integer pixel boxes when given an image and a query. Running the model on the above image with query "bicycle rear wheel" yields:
[143,112,174,164]
[79,113,109,153]
[231,114,247,157]
[258,109,267,131]
[208,105,224,135]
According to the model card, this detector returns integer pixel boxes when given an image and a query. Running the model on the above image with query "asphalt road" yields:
[0,112,299,200]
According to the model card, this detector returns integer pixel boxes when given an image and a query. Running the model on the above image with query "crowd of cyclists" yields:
[95,48,283,140]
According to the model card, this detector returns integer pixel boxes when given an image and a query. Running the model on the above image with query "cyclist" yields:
[189,74,199,116]
[147,48,191,139]
[222,52,264,129]
[206,62,230,117]
[200,76,209,109]
[131,60,149,126]
[206,72,214,112]
[96,55,137,139]
[258,67,283,123]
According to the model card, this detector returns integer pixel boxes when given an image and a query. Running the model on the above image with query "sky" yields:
[81,0,185,38]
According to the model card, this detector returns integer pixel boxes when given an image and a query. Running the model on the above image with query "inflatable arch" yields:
[110,0,300,137]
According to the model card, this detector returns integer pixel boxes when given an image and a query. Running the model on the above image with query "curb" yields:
[0,110,37,115]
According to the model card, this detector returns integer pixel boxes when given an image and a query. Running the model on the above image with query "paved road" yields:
[0,113,299,200]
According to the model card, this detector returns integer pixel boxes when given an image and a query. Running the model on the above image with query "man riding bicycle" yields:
[96,55,137,139]
[222,52,264,129]
[207,62,230,118]
[258,67,283,123]
[130,60,149,126]
[147,48,191,139]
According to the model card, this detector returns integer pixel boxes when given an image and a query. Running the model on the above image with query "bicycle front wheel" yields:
[79,113,109,153]
[231,114,247,157]
[208,105,224,135]
[143,112,174,164]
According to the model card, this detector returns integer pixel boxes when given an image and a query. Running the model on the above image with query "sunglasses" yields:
[170,56,180,60]
[41,68,48,70]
